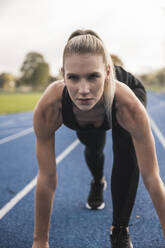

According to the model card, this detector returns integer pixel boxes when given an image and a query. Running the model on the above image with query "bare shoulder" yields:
[115,81,143,108]
[33,80,65,140]
[115,81,150,137]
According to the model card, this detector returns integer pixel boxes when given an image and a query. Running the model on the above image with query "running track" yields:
[0,92,165,248]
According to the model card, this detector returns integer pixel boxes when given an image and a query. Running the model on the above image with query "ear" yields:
[106,64,110,78]
[61,67,65,78]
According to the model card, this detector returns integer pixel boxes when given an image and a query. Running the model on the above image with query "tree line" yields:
[0,52,59,91]
[139,67,165,90]
[0,51,164,92]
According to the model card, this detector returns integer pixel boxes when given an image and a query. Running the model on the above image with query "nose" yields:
[78,79,90,95]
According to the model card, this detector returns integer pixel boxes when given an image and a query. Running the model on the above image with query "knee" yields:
[38,171,57,192]
[141,171,160,193]
[85,147,104,159]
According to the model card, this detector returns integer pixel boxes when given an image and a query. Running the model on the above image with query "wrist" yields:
[33,234,49,243]
[32,240,49,248]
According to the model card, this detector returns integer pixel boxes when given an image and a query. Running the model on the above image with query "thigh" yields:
[76,129,106,153]
[112,122,138,169]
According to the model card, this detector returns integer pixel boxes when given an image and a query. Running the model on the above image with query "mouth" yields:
[77,98,93,103]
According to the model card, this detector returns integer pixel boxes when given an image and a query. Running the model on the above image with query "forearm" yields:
[134,138,165,237]
[143,173,165,237]
[33,174,57,243]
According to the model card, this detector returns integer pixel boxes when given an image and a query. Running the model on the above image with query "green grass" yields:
[0,93,42,114]
[0,84,165,115]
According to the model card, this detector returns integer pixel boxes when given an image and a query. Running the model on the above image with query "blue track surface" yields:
[0,92,165,248]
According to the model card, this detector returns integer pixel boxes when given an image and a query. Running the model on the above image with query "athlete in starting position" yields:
[32,29,165,248]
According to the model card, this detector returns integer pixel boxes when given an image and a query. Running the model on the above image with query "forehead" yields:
[64,53,105,74]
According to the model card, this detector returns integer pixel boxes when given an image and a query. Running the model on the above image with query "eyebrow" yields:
[66,72,101,76]
[66,73,79,76]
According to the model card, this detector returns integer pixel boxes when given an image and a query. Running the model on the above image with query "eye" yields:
[87,73,100,81]
[67,75,79,81]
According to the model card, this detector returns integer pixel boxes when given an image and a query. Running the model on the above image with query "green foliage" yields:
[20,52,44,79]
[140,67,165,85]
[31,62,49,88]
[19,52,50,87]
[139,67,165,92]
[49,75,59,84]
[0,73,15,88]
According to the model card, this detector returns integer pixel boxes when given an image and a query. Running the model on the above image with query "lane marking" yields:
[0,127,33,144]
[0,127,30,136]
[150,117,165,150]
[0,139,80,219]
[0,178,37,220]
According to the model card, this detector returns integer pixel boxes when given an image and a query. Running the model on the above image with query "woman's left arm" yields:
[132,113,165,237]
[116,81,165,237]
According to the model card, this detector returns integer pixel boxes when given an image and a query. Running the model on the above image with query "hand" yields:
[32,241,49,248]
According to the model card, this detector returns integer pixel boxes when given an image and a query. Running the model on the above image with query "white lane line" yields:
[0,178,37,220]
[0,139,80,220]
[0,127,33,144]
[150,116,165,149]
[0,127,30,136]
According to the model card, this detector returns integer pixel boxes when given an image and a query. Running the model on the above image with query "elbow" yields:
[47,174,58,192]
[37,171,58,192]
[141,171,161,194]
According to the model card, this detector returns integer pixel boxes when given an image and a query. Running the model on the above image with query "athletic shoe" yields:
[110,226,133,248]
[86,178,107,210]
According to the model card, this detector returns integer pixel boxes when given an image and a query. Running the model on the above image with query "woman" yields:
[32,29,165,248]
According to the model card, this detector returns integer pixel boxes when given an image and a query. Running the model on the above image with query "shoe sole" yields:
[86,180,107,210]
[86,202,105,210]
[103,180,107,191]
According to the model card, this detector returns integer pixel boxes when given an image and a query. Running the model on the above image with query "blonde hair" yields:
[63,29,116,124]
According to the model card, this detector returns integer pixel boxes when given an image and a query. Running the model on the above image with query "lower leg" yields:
[85,148,105,182]
[110,225,129,233]
[76,130,106,182]
[111,161,139,227]
[111,125,139,228]
[76,130,106,209]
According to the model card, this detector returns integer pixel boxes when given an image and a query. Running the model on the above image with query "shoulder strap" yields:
[61,86,78,130]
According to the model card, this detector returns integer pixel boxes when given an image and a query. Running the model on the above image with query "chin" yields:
[76,104,95,111]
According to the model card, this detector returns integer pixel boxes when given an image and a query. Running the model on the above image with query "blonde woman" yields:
[32,29,165,248]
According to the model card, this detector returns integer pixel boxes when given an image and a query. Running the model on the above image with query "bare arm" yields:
[132,125,165,237]
[32,82,64,248]
[33,134,57,247]
[116,81,165,237]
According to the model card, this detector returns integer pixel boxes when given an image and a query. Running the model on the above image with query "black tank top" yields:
[61,86,113,131]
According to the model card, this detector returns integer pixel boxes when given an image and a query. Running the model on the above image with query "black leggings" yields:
[76,125,139,227]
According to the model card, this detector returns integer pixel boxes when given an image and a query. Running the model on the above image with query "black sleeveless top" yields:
[61,66,146,132]
[62,86,113,131]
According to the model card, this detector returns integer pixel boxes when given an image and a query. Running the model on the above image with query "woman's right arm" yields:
[32,82,63,248]
[32,133,57,248]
